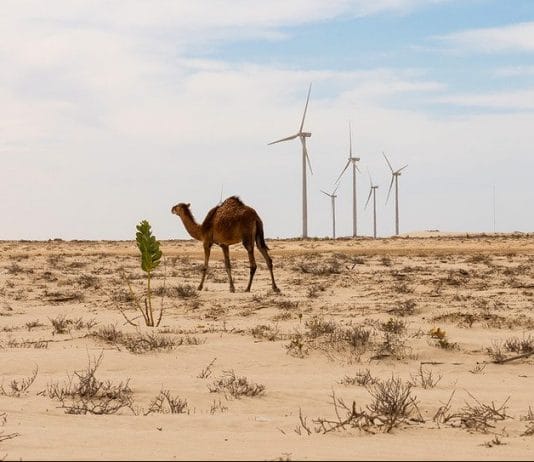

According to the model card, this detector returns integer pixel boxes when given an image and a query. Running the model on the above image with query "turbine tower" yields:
[321,184,339,239]
[268,84,313,238]
[383,152,408,236]
[335,121,360,237]
[365,172,379,239]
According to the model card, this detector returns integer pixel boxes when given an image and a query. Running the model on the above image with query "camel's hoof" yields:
[230,287,235,293]
[244,288,251,293]
[197,285,203,291]
[273,286,281,293]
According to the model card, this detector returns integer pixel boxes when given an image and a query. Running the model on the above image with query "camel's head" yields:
[171,203,191,217]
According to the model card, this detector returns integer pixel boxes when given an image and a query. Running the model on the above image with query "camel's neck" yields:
[178,209,203,241]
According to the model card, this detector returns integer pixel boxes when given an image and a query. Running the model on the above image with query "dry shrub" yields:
[155,284,198,299]
[0,366,38,397]
[303,376,420,435]
[387,299,417,317]
[305,316,337,338]
[285,332,309,358]
[42,353,133,415]
[145,389,188,415]
[49,315,97,334]
[208,370,265,399]
[433,391,509,433]
[408,364,442,389]
[0,413,19,443]
[92,325,204,354]
[296,259,342,276]
[503,334,534,354]
[339,368,377,387]
[250,324,281,341]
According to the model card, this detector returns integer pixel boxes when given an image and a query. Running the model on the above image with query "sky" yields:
[2,0,534,240]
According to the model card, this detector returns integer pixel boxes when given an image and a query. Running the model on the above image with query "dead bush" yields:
[304,376,420,435]
[251,324,280,341]
[208,370,265,399]
[339,368,377,387]
[145,389,188,415]
[91,326,204,354]
[49,315,97,334]
[0,413,19,443]
[0,366,38,397]
[305,316,337,338]
[408,364,442,389]
[42,353,133,415]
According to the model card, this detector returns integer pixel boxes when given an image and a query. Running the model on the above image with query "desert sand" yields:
[1,234,534,460]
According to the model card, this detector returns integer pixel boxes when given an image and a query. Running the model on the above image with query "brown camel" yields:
[171,196,280,293]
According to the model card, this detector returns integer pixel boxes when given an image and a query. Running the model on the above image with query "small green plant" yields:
[122,220,164,327]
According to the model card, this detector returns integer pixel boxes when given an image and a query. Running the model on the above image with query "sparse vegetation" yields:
[91,325,204,354]
[49,315,97,334]
[300,376,420,435]
[208,370,265,399]
[145,389,189,415]
[0,366,38,397]
[42,353,133,415]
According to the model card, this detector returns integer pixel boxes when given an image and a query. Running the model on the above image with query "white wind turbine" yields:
[383,152,408,236]
[321,184,339,239]
[365,171,379,239]
[268,83,313,239]
[335,121,360,237]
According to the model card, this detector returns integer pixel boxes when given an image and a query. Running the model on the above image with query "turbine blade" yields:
[355,162,361,173]
[302,139,313,175]
[299,83,312,133]
[335,159,351,184]
[386,175,394,204]
[364,187,373,209]
[333,182,340,195]
[320,189,330,197]
[383,152,394,173]
[349,121,353,157]
[396,164,408,173]
[268,133,299,145]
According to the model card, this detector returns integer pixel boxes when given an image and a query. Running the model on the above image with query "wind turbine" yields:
[268,83,313,239]
[335,121,360,237]
[321,184,339,239]
[383,152,408,236]
[365,171,379,239]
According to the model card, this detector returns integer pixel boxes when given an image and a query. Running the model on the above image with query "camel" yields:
[171,196,280,293]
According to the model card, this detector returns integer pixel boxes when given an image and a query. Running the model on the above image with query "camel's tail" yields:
[255,218,269,250]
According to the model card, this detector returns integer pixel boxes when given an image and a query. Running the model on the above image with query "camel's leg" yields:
[198,242,212,291]
[243,239,257,292]
[220,244,235,293]
[257,245,280,292]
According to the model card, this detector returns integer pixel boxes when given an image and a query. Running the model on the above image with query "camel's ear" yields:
[186,203,191,208]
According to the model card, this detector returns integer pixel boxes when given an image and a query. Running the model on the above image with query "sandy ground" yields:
[1,234,534,460]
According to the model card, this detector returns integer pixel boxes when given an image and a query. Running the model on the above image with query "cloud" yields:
[1,1,533,240]
[429,89,534,110]
[436,21,534,53]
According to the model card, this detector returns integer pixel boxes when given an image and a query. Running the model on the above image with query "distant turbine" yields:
[335,121,360,237]
[268,83,313,238]
[321,184,339,239]
[383,152,408,236]
[365,171,379,239]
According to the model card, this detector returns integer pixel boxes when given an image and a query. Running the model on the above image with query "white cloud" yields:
[436,21,534,53]
[0,1,533,240]
[429,89,534,110]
